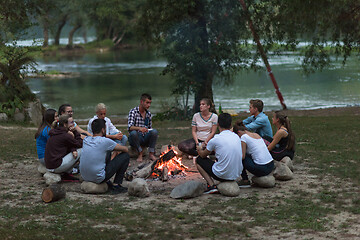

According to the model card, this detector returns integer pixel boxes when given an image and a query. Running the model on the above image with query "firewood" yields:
[41,184,66,203]
[162,166,169,182]
[135,150,176,179]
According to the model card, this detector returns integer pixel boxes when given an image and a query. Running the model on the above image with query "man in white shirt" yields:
[196,113,243,194]
[87,103,128,146]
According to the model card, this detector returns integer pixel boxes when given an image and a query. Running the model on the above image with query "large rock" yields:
[128,178,150,198]
[0,113,8,122]
[43,172,61,185]
[252,175,276,188]
[14,108,25,122]
[280,156,294,171]
[170,181,205,199]
[37,163,48,175]
[217,181,240,197]
[26,99,44,126]
[274,162,293,181]
[81,181,108,194]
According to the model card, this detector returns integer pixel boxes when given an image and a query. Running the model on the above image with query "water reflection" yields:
[27,50,360,119]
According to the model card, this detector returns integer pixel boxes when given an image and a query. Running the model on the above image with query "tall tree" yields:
[87,0,141,47]
[138,0,360,112]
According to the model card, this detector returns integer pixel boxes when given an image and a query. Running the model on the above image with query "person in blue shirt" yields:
[35,109,58,166]
[241,99,273,138]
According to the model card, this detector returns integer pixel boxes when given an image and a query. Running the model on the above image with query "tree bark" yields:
[42,184,66,203]
[54,15,68,46]
[42,16,49,47]
[68,23,82,47]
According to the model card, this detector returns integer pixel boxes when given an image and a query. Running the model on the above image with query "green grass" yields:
[0,113,359,239]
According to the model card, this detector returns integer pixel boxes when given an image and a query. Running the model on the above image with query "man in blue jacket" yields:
[242,99,273,138]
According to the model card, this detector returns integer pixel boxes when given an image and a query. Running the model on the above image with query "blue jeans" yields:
[128,129,158,153]
[110,131,128,146]
[241,154,274,180]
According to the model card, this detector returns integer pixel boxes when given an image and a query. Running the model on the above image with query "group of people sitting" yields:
[35,94,295,195]
[35,93,158,194]
[178,99,295,194]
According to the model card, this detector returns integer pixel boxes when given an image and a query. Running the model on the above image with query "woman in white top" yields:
[178,98,218,156]
[233,122,274,186]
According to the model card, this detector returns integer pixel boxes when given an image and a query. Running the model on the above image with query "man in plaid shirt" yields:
[128,93,158,162]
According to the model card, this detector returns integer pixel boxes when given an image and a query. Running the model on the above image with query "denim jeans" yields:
[103,152,130,185]
[110,131,128,146]
[128,129,158,153]
[241,154,274,180]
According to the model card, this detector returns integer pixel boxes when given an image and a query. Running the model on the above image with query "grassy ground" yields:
[0,112,359,239]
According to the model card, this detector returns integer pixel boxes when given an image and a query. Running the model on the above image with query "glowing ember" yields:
[152,145,188,177]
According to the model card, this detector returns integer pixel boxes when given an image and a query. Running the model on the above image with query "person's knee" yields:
[150,129,158,137]
[129,130,138,138]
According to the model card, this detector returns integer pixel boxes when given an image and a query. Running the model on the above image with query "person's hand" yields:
[114,132,123,140]
[72,151,78,159]
[68,131,75,138]
[140,127,148,133]
[69,126,76,132]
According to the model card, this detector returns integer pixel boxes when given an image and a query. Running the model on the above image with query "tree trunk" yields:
[54,15,67,46]
[114,31,126,47]
[193,1,214,113]
[83,29,87,44]
[68,24,82,48]
[42,16,49,47]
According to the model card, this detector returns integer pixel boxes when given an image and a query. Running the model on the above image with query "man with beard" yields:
[80,119,130,194]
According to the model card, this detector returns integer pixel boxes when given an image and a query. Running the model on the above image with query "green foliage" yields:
[0,96,24,118]
[0,44,37,106]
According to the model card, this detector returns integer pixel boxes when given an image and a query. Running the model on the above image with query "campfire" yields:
[134,145,189,181]
[151,145,189,180]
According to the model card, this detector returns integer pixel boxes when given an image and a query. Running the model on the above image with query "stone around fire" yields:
[170,180,205,199]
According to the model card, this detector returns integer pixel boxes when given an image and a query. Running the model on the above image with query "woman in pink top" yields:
[178,98,218,156]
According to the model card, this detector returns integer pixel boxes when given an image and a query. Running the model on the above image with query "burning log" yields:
[135,150,176,179]
[161,166,169,182]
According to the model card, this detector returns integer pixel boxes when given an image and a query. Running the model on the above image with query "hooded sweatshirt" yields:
[44,126,83,169]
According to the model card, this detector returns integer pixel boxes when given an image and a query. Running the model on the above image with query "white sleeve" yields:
[87,118,94,134]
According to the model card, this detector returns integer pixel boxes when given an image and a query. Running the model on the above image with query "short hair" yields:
[91,119,106,134]
[218,113,232,129]
[95,103,106,112]
[140,93,152,101]
[58,104,71,115]
[56,114,71,128]
[249,99,264,112]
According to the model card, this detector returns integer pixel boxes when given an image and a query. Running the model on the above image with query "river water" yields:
[27,49,360,120]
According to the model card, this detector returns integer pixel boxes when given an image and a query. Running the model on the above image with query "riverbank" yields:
[0,107,359,239]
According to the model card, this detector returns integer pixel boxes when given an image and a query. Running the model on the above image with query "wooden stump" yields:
[42,184,66,203]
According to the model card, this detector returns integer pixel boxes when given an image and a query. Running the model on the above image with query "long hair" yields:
[35,109,56,139]
[275,111,295,151]
[233,120,247,133]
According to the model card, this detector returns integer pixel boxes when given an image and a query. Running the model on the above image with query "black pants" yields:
[103,152,130,185]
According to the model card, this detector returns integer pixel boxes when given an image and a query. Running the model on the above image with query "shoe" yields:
[71,167,79,174]
[106,180,115,190]
[111,185,128,194]
[204,185,219,194]
[238,179,251,188]
[61,173,79,182]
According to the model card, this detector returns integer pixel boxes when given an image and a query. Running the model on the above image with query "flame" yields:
[153,146,188,176]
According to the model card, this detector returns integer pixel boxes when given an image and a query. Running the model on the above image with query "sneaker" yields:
[61,173,79,182]
[204,185,219,194]
[238,179,251,188]
[111,185,128,194]
[71,167,79,174]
